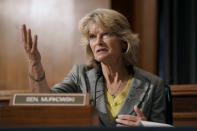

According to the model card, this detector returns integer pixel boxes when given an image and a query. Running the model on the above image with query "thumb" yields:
[134,105,144,117]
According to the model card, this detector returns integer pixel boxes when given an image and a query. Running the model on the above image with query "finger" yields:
[116,118,137,126]
[21,24,27,46]
[27,29,32,51]
[134,106,144,118]
[31,35,38,53]
[118,115,137,121]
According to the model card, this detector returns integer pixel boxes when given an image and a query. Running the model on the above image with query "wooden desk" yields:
[171,84,197,126]
[0,105,98,127]
[1,86,197,127]
[0,91,98,126]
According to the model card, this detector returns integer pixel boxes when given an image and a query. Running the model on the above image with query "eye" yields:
[102,32,112,39]
[89,34,96,39]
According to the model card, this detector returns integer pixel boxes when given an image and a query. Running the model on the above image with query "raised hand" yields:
[116,105,147,126]
[20,24,50,93]
[21,24,41,64]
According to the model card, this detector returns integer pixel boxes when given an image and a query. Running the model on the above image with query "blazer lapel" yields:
[95,76,112,125]
[86,68,97,105]
[117,72,150,116]
[95,76,108,114]
[86,67,109,124]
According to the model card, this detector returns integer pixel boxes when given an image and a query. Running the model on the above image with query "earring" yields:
[122,48,127,53]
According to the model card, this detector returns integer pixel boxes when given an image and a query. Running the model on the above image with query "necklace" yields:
[104,73,130,98]
[106,82,122,98]
[111,93,117,98]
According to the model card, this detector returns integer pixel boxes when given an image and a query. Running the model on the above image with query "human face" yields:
[89,24,124,64]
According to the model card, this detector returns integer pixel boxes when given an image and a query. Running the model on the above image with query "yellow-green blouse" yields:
[104,76,132,123]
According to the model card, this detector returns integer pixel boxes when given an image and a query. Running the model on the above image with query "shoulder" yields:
[133,66,163,85]
[70,64,96,75]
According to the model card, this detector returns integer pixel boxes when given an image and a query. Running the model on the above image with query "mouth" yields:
[96,48,108,53]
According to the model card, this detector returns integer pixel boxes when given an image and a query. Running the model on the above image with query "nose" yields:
[95,35,104,45]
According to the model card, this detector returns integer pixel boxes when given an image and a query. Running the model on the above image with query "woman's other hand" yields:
[116,106,147,127]
[21,24,41,64]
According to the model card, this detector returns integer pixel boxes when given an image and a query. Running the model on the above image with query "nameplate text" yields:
[12,93,86,106]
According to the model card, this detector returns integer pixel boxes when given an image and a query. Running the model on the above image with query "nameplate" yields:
[11,93,87,106]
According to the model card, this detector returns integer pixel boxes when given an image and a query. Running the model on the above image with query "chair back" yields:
[164,84,173,124]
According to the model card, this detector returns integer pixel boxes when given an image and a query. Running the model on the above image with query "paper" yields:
[137,120,173,127]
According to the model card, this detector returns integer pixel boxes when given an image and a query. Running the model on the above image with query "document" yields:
[137,120,173,127]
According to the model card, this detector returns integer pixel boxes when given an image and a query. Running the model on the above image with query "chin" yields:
[95,56,111,64]
[95,56,106,63]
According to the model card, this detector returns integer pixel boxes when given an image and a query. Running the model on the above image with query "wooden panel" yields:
[171,84,197,126]
[171,85,197,112]
[0,0,110,90]
[0,89,31,101]
[111,0,133,26]
[0,105,98,126]
[111,0,158,74]
[171,85,197,96]
[132,0,158,74]
[173,112,197,126]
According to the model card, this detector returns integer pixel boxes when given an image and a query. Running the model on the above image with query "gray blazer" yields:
[51,64,166,126]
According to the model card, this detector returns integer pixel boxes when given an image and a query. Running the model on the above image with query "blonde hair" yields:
[78,8,139,68]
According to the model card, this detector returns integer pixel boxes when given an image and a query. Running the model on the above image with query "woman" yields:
[21,8,166,126]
